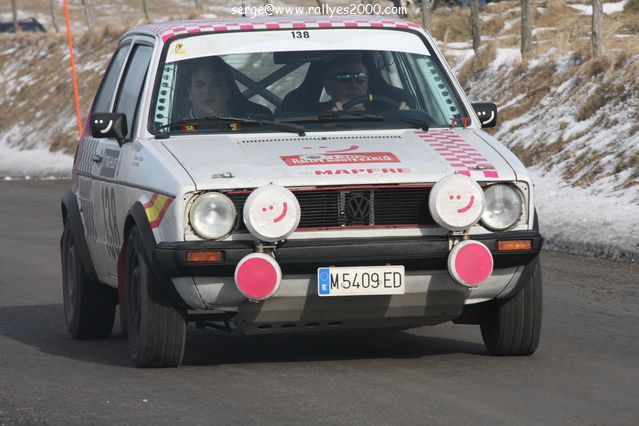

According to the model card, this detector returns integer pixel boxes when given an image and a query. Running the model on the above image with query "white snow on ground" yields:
[532,27,554,36]
[567,0,629,15]
[448,49,475,74]
[0,141,73,178]
[492,48,521,69]
[531,167,639,261]
[502,19,515,32]
[445,42,472,49]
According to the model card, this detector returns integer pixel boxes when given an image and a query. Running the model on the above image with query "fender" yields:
[61,190,100,284]
[118,201,189,310]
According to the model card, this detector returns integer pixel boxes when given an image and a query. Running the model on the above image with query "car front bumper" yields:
[152,231,543,333]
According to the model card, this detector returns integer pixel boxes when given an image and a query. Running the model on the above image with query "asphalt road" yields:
[1,180,638,425]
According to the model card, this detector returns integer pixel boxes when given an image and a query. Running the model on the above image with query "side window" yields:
[93,44,130,113]
[414,54,464,123]
[114,44,153,139]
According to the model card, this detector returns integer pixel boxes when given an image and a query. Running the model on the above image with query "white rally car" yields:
[61,16,543,367]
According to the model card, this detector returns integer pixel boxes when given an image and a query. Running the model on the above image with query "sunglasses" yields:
[329,71,368,82]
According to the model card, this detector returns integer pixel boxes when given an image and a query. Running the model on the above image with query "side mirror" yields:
[472,103,497,128]
[90,113,127,146]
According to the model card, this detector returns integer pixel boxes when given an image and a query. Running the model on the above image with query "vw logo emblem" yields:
[346,194,370,220]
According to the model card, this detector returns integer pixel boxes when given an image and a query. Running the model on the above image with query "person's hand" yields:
[332,100,366,111]
[399,101,409,110]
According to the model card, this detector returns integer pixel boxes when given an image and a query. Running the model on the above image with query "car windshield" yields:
[151,28,468,135]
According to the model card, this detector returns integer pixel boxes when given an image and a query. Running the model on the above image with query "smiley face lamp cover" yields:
[243,185,301,242]
[429,174,485,232]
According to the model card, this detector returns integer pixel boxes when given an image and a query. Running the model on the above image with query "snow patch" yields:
[502,19,515,32]
[0,142,73,178]
[492,48,520,69]
[450,49,474,74]
[445,42,473,50]
[567,0,629,15]
[532,167,639,261]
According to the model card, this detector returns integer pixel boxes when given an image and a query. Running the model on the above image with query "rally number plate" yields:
[317,266,405,297]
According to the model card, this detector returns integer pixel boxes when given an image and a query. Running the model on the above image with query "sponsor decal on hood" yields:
[280,144,400,166]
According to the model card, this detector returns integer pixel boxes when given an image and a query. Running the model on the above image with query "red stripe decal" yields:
[149,197,173,229]
[143,193,158,209]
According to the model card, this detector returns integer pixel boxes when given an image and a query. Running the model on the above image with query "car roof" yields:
[128,15,423,44]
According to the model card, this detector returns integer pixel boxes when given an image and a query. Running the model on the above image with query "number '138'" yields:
[291,31,310,39]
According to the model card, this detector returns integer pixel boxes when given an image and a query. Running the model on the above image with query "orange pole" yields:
[63,0,83,137]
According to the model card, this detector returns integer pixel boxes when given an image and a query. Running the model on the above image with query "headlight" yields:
[189,192,237,239]
[481,184,523,231]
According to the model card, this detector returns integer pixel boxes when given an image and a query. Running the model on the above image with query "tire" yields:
[480,258,542,356]
[125,227,186,368]
[61,218,117,339]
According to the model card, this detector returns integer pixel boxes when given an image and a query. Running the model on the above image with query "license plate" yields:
[317,266,405,297]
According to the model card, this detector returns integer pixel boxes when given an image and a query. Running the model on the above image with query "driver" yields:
[323,56,368,111]
[322,56,408,112]
[184,56,273,120]
[188,56,232,118]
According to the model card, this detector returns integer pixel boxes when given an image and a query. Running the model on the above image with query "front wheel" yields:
[480,258,542,356]
[125,227,186,367]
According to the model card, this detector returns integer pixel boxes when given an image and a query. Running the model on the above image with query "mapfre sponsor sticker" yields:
[313,167,411,175]
[281,152,400,166]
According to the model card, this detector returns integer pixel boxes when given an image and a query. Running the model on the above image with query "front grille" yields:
[228,186,435,230]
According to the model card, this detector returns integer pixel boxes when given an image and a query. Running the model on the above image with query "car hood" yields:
[160,128,516,190]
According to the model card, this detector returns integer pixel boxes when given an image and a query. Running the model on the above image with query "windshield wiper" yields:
[377,113,429,131]
[279,111,385,123]
[318,111,386,121]
[156,115,306,137]
[280,111,429,130]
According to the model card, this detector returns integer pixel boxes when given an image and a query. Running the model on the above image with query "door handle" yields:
[91,154,103,164]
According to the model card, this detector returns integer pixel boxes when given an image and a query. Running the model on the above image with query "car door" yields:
[91,40,154,282]
[78,41,130,280]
